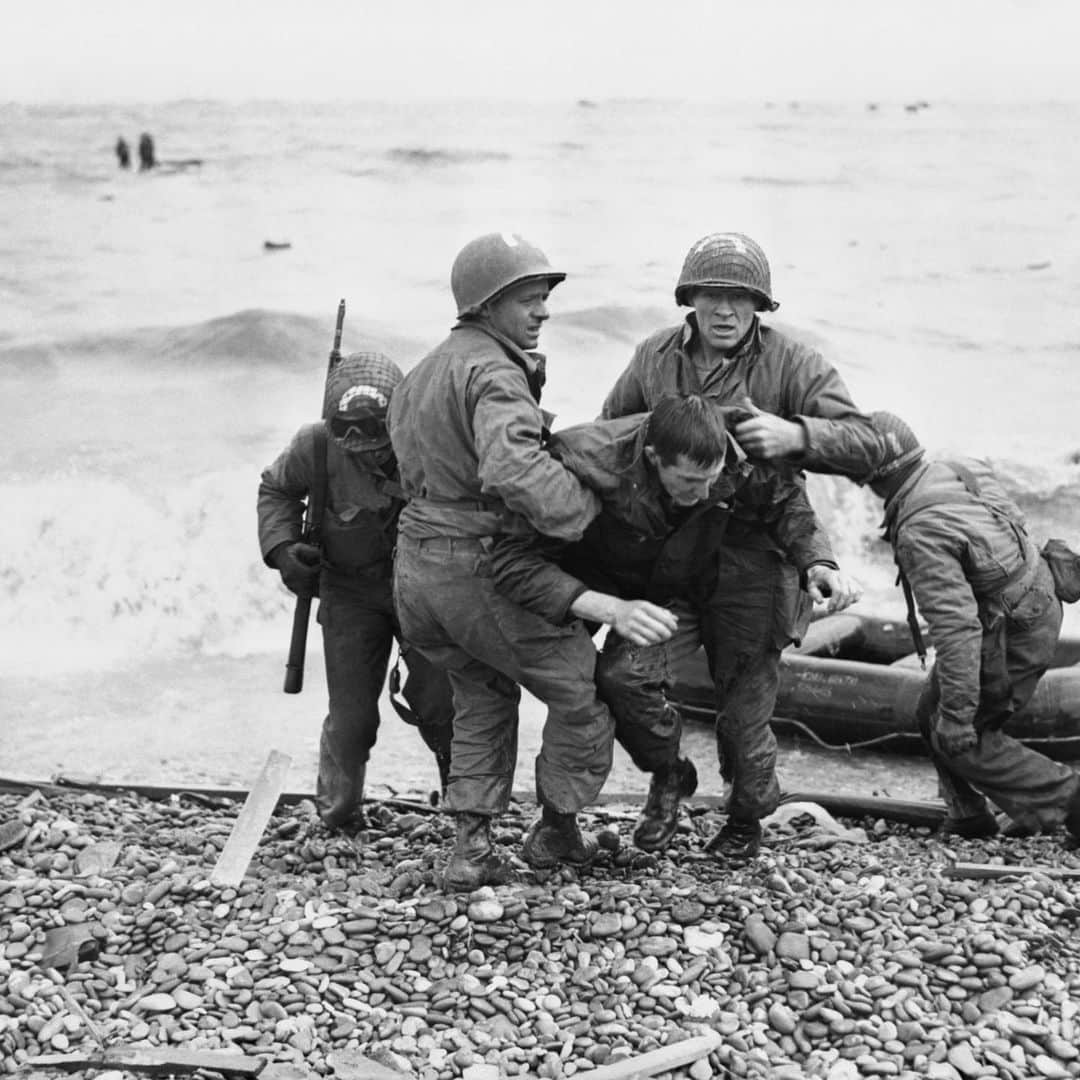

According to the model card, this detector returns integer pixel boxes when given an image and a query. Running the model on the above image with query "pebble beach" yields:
[3,782,1080,1080]
[5,93,1080,1080]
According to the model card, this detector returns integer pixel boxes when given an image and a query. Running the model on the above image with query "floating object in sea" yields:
[670,610,1080,759]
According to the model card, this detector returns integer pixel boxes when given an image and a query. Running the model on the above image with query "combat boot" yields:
[442,812,513,892]
[633,758,698,852]
[705,816,762,862]
[522,807,599,869]
[941,809,1000,839]
[1064,785,1080,842]
[317,764,367,834]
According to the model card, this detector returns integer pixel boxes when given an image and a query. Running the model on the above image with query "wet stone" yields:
[744,915,777,955]
[1009,965,1045,992]
[775,931,810,960]
[590,912,623,937]
[670,900,706,925]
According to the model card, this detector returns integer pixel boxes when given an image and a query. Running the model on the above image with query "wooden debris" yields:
[74,839,122,876]
[943,862,1080,881]
[26,1047,267,1076]
[210,750,292,887]
[581,1031,723,1080]
[39,924,100,972]
[326,1048,412,1080]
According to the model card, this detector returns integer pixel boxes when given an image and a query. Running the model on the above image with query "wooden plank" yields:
[0,773,951,828]
[780,791,947,828]
[581,1031,723,1080]
[28,1047,266,1075]
[210,750,292,887]
[943,862,1080,881]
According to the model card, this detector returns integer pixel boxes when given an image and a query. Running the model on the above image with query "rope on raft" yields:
[679,703,1080,756]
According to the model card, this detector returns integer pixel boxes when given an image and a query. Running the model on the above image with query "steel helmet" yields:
[323,350,404,452]
[451,232,566,317]
[865,411,924,482]
[674,232,779,311]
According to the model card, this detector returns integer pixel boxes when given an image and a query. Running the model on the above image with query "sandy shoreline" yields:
[3,648,941,806]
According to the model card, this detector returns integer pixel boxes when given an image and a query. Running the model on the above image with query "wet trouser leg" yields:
[395,642,455,783]
[918,561,1079,830]
[316,583,394,827]
[700,548,807,822]
[596,603,703,774]
[393,537,614,817]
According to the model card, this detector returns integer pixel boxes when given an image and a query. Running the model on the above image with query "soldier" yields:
[388,233,664,890]
[834,411,1080,841]
[602,233,875,859]
[492,394,860,852]
[259,351,454,831]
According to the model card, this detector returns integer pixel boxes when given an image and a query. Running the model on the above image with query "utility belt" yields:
[397,534,494,554]
[324,557,392,580]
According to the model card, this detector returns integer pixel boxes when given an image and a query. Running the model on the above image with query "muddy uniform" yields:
[388,320,610,817]
[887,458,1079,830]
[258,423,453,825]
[601,316,872,819]
[492,412,835,818]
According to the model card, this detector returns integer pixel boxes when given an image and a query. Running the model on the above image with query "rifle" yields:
[283,299,346,694]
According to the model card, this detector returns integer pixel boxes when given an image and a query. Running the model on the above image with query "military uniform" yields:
[388,320,610,819]
[492,411,836,821]
[602,315,869,820]
[886,457,1080,831]
[259,398,453,829]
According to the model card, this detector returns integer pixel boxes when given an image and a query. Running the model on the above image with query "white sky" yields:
[3,0,1077,103]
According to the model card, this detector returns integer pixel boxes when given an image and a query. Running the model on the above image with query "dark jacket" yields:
[258,422,402,591]
[602,315,876,548]
[492,413,836,625]
[884,457,1044,729]
[388,321,599,543]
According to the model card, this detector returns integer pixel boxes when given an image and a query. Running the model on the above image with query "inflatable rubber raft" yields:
[668,611,1080,760]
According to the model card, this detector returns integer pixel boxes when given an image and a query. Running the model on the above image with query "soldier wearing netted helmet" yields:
[602,232,875,861]
[830,411,1080,842]
[258,350,454,832]
[390,233,659,890]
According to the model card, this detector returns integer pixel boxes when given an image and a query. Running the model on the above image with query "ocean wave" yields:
[5,454,1080,671]
[740,174,851,188]
[1,469,295,672]
[387,147,510,167]
[0,309,426,374]
[550,304,676,345]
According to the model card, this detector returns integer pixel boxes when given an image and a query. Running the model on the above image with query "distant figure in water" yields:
[137,132,156,171]
[115,137,130,169]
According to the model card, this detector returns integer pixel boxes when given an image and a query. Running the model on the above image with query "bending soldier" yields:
[833,411,1080,841]
[258,351,454,831]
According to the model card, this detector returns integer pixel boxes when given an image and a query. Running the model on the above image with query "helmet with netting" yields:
[864,411,925,483]
[674,232,779,311]
[323,351,404,451]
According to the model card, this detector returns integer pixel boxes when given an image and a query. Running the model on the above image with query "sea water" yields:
[3,98,1079,793]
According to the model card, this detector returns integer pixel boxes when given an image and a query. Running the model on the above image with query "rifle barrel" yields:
[329,299,346,366]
